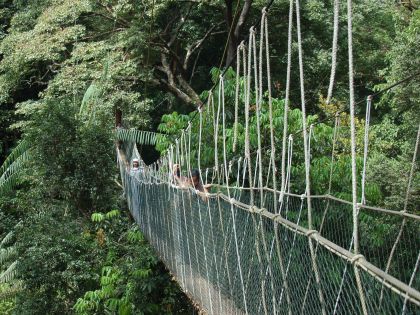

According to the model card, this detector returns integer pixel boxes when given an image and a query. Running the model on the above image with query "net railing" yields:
[118,152,420,315]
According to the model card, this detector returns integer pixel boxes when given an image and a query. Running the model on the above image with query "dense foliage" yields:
[0,0,419,313]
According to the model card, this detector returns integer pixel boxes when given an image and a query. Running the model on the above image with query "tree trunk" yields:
[224,0,253,67]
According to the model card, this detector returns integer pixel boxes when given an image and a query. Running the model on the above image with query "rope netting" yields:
[117,2,419,314]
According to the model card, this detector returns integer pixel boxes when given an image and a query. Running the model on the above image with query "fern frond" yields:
[91,213,104,222]
[0,247,17,265]
[0,260,18,284]
[0,231,14,249]
[105,210,120,219]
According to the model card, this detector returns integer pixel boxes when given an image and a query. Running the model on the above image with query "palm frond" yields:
[79,83,100,117]
[79,58,110,120]
[115,129,166,146]
[0,140,30,176]
[0,150,31,194]
[0,260,18,284]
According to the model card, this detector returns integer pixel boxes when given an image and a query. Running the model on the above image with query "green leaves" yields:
[91,212,104,223]
[91,210,121,223]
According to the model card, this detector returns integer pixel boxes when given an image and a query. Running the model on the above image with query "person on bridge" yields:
[190,169,206,193]
[129,158,143,176]
[173,164,189,188]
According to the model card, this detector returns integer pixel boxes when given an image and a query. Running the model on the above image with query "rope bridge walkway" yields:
[117,2,419,314]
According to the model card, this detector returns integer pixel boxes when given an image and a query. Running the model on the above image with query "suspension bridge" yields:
[116,2,419,314]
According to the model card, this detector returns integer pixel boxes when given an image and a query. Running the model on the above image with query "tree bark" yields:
[225,0,253,67]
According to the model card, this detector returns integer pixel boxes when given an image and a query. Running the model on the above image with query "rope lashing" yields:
[350,254,365,265]
[306,229,318,237]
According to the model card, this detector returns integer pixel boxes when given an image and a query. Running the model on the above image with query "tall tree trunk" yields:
[225,0,253,67]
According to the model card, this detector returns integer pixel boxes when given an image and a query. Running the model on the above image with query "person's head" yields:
[173,164,181,177]
[190,169,201,189]
[132,158,139,168]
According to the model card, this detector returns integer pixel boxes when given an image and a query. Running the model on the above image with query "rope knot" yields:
[230,197,235,204]
[239,41,246,50]
[257,207,266,214]
[272,213,281,220]
[306,230,318,237]
[250,206,259,213]
[262,7,267,16]
[350,254,364,265]
[300,194,306,200]
[249,26,255,34]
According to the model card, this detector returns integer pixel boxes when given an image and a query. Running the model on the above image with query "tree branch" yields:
[234,0,253,38]
[168,3,195,47]
[183,22,224,70]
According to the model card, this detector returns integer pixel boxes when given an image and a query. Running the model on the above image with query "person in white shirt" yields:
[130,158,140,176]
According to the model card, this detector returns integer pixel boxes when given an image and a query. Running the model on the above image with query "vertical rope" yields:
[233,45,241,152]
[187,123,192,180]
[261,10,280,313]
[245,29,254,205]
[329,115,340,194]
[280,0,294,207]
[198,107,203,176]
[360,95,372,205]
[326,0,340,104]
[254,27,264,203]
[280,135,294,214]
[403,123,420,214]
[214,89,221,184]
[295,0,326,313]
[195,108,215,311]
[347,0,359,255]
[402,251,420,315]
[221,75,249,313]
[347,0,368,313]
[295,0,312,227]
